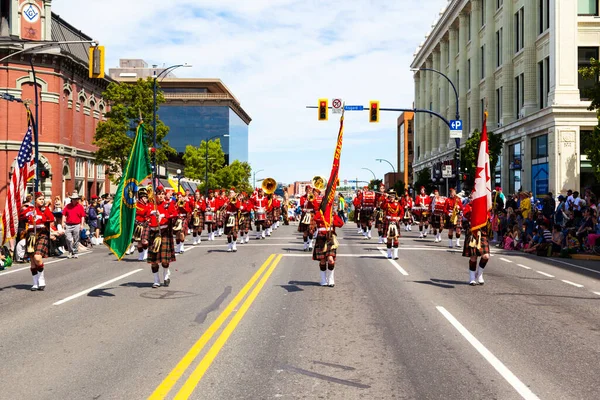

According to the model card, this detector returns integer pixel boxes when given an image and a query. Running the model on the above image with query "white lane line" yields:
[499,257,513,263]
[282,254,384,258]
[551,259,600,276]
[53,269,143,306]
[517,264,531,270]
[0,252,93,277]
[593,292,600,296]
[561,280,584,288]
[535,271,554,278]
[377,248,409,276]
[436,306,540,400]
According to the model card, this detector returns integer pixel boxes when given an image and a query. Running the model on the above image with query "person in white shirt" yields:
[565,189,574,211]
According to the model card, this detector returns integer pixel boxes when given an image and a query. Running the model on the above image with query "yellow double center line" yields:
[149,253,283,399]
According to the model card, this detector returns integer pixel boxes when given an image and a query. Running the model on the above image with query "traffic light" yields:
[88,45,105,79]
[318,98,328,121]
[454,148,460,159]
[369,101,380,123]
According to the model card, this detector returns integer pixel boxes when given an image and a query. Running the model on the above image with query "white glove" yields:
[150,210,157,216]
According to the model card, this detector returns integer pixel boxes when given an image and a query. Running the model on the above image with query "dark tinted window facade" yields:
[159,105,249,164]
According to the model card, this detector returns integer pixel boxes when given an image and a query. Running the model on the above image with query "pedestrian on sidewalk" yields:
[62,191,86,259]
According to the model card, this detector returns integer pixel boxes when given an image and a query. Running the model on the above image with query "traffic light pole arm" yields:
[416,68,460,121]
[305,106,451,128]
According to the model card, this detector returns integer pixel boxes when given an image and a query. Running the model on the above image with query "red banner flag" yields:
[470,111,492,232]
[318,110,345,228]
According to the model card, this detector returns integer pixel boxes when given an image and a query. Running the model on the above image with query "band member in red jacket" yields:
[204,190,218,241]
[26,192,55,291]
[174,192,192,254]
[223,188,241,252]
[237,192,253,244]
[383,190,403,260]
[443,187,463,248]
[313,207,344,287]
[251,187,269,240]
[148,186,177,288]
[191,190,205,245]
[298,185,316,249]
[414,186,432,238]
[400,190,414,232]
[375,184,387,244]
[133,187,152,261]
[352,190,362,233]
[359,186,376,239]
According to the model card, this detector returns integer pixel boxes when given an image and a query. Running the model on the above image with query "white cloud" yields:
[53,0,447,183]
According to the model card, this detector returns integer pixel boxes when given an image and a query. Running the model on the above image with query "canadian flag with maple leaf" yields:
[470,111,493,232]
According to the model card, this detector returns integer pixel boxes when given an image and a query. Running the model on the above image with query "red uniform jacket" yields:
[415,194,431,209]
[251,195,269,211]
[400,197,413,212]
[384,201,403,219]
[204,198,217,212]
[177,201,192,217]
[27,206,55,230]
[239,200,253,214]
[314,210,344,231]
[136,200,152,223]
[149,200,177,228]
[443,196,463,216]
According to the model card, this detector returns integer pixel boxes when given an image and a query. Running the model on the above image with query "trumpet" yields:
[177,198,186,208]
[308,192,315,202]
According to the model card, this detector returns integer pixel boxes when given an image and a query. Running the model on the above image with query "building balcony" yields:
[163,92,233,101]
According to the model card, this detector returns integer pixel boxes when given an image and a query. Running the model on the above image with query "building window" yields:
[578,47,599,101]
[509,142,522,193]
[96,164,105,180]
[578,0,599,15]
[497,0,503,9]
[539,0,550,33]
[538,57,550,109]
[531,135,549,196]
[496,28,503,67]
[468,59,471,90]
[496,87,503,124]
[468,12,472,42]
[515,7,524,53]
[481,45,485,80]
[481,0,486,26]
[87,160,94,179]
[75,158,85,178]
[515,73,524,118]
[467,107,471,134]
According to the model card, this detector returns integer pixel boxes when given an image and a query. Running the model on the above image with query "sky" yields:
[53,0,448,186]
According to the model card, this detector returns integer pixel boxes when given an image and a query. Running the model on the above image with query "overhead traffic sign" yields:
[449,119,463,139]
[344,105,364,111]
[332,98,343,114]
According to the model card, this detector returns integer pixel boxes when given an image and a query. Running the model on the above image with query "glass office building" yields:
[160,105,249,164]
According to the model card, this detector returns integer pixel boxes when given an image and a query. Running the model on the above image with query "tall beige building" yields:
[411,0,599,196]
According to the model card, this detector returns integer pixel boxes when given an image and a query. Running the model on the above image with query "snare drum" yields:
[256,208,266,221]
[412,206,424,218]
[205,211,215,222]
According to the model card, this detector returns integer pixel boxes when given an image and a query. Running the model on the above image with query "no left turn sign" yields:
[332,98,342,113]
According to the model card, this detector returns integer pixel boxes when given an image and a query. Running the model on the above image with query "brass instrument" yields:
[450,202,460,226]
[173,218,183,232]
[262,178,277,195]
[193,207,201,227]
[177,198,186,208]
[307,192,315,202]
[26,234,36,253]
[312,175,326,191]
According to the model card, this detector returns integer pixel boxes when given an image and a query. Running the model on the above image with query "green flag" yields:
[104,124,152,260]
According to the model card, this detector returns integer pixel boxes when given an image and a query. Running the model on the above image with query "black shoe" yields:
[328,284,335,288]
[39,286,45,291]
[163,278,170,287]
[30,286,38,291]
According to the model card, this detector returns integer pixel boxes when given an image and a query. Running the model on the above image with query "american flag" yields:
[1,122,36,245]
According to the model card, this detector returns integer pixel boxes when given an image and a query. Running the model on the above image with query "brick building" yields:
[0,0,111,205]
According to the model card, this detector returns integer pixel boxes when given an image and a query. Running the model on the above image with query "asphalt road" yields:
[1,223,599,400]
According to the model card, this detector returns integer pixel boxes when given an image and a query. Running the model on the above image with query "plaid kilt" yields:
[419,211,431,224]
[444,216,461,230]
[239,213,252,231]
[374,210,385,230]
[137,221,150,245]
[177,217,190,234]
[462,230,490,258]
[353,209,360,223]
[267,210,274,226]
[383,219,401,239]
[224,213,239,236]
[148,228,176,264]
[27,230,50,258]
[359,208,374,224]
[217,210,225,227]
[431,214,443,229]
[274,207,281,219]
[312,233,337,261]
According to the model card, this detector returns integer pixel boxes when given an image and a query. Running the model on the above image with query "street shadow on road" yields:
[281,248,308,253]
[288,280,321,287]
[206,249,229,253]
[120,282,155,288]
[494,292,600,300]
[413,278,470,289]
[0,284,32,291]
[87,288,115,297]
[278,284,304,293]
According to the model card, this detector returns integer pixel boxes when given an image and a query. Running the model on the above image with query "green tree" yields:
[215,160,253,194]
[414,168,433,193]
[579,59,600,181]
[460,129,504,182]
[393,180,406,195]
[93,78,176,182]
[369,179,382,191]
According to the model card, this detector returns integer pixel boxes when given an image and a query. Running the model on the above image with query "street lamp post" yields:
[361,167,377,181]
[414,67,462,193]
[204,134,229,196]
[375,158,396,188]
[253,169,264,190]
[176,169,182,193]
[152,63,192,189]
